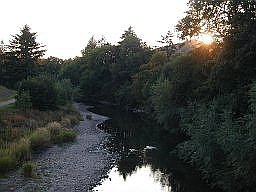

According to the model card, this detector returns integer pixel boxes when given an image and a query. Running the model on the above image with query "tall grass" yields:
[0,104,80,175]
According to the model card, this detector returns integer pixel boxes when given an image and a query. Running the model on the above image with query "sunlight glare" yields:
[198,33,214,44]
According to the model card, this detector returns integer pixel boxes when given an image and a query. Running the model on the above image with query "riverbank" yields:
[0,103,117,192]
[0,99,16,108]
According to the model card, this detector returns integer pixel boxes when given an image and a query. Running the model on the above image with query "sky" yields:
[0,0,189,59]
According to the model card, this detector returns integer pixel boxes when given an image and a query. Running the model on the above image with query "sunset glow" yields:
[198,33,214,44]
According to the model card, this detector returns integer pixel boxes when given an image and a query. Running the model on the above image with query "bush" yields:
[55,79,75,105]
[12,138,31,162]
[55,129,76,143]
[60,117,72,128]
[17,76,59,110]
[47,122,76,143]
[15,90,32,111]
[0,155,16,173]
[47,122,62,143]
[30,128,51,151]
[16,76,77,111]
[22,161,36,177]
[64,115,81,125]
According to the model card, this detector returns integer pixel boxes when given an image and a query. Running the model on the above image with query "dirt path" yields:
[0,103,117,192]
[0,98,16,107]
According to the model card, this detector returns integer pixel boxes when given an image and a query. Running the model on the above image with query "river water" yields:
[0,104,220,192]
[90,104,220,192]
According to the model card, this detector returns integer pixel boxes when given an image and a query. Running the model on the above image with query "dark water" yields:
[89,104,221,192]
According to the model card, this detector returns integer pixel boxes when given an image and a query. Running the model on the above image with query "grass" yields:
[47,121,76,143]
[0,155,16,174]
[0,86,16,102]
[30,128,51,151]
[0,104,80,176]
[12,138,31,162]
[56,128,76,143]
[22,161,36,177]
[0,103,16,112]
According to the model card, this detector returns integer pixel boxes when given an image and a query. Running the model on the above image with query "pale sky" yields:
[0,0,188,59]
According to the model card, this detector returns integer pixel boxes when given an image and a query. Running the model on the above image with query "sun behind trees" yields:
[1,0,256,190]
[61,1,256,191]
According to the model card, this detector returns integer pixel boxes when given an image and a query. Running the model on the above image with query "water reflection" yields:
[90,104,220,192]
[93,165,171,192]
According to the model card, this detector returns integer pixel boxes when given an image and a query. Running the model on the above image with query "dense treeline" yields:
[1,0,256,190]
[62,27,152,105]
[60,1,256,191]
[0,25,77,110]
[0,25,80,175]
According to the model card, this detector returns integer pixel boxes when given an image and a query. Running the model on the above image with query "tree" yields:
[8,25,46,78]
[176,0,256,40]
[157,31,176,56]
[39,56,63,77]
[0,41,6,84]
[17,76,58,110]
[0,41,24,88]
[81,36,108,57]
[115,26,151,77]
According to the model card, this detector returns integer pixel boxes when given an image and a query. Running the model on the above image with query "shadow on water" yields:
[89,104,222,192]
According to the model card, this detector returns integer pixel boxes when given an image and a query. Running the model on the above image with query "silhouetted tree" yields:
[8,24,46,79]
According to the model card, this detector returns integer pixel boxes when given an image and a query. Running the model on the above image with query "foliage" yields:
[47,119,76,143]
[13,138,31,162]
[0,25,46,87]
[0,155,16,174]
[176,0,256,40]
[0,98,80,175]
[8,25,45,63]
[22,161,36,177]
[56,129,76,143]
[16,74,76,110]
[62,27,151,105]
[61,14,256,191]
[1,3,256,190]
[30,128,51,151]
[47,121,76,143]
[17,76,59,110]
[15,90,32,111]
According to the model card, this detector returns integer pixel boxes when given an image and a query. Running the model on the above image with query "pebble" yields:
[0,103,118,192]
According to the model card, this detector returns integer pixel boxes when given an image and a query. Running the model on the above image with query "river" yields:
[90,104,220,192]
[0,103,220,192]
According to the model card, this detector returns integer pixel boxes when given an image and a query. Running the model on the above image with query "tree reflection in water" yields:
[90,104,221,192]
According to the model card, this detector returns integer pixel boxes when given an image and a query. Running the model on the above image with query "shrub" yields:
[65,115,81,125]
[17,76,59,110]
[60,117,72,128]
[30,128,51,151]
[55,79,75,105]
[15,90,32,111]
[55,129,76,143]
[12,138,31,162]
[47,122,62,143]
[0,155,16,173]
[17,76,77,110]
[22,161,36,177]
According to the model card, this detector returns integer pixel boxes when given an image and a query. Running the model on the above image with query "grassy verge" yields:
[0,103,16,112]
[0,103,81,177]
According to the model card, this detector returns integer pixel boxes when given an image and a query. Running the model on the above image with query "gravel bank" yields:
[0,103,116,192]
